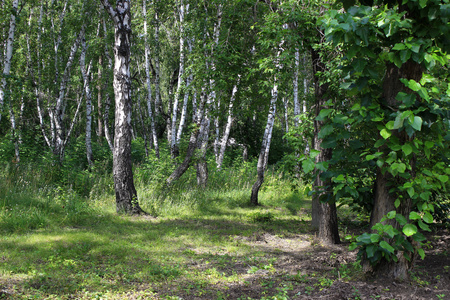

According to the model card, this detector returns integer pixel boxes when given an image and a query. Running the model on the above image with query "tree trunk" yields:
[369,61,422,280]
[196,113,210,187]
[80,28,94,167]
[217,76,240,170]
[102,19,114,152]
[170,0,187,158]
[310,47,340,245]
[166,91,207,186]
[100,0,146,215]
[97,55,104,141]
[0,0,19,123]
[143,0,159,158]
[293,49,300,127]
[250,84,277,206]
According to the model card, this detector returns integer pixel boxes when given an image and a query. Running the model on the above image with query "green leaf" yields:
[380,128,391,139]
[395,214,407,226]
[402,144,413,156]
[418,220,431,232]
[318,124,334,139]
[394,114,404,129]
[424,141,434,149]
[374,139,385,148]
[370,234,381,243]
[397,163,406,173]
[349,242,358,251]
[407,187,415,198]
[316,109,333,121]
[437,175,449,183]
[310,149,321,159]
[366,244,377,258]
[423,212,433,223]
[411,116,423,131]
[379,241,395,253]
[394,198,401,208]
[302,159,315,174]
[356,233,372,244]
[412,232,426,242]
[387,211,396,219]
[417,248,425,260]
[419,0,427,8]
[402,224,418,236]
[409,211,421,220]
[407,80,421,92]
[392,43,406,50]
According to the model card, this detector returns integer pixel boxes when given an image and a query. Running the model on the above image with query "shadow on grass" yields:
[0,199,313,298]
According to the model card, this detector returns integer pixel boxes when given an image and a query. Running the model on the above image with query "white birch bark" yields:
[170,0,188,158]
[9,102,20,163]
[176,37,193,144]
[143,0,160,158]
[250,83,278,205]
[34,3,52,149]
[101,20,114,152]
[216,75,240,170]
[53,29,83,160]
[80,27,94,166]
[0,0,19,123]
[153,9,162,119]
[293,48,300,127]
[100,0,146,215]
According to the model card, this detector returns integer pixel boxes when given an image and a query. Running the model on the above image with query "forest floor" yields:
[1,206,449,300]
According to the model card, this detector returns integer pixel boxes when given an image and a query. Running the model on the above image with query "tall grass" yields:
[0,141,309,234]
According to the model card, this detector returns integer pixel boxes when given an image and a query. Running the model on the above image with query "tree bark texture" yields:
[311,47,340,245]
[0,0,19,123]
[369,60,422,280]
[166,91,207,186]
[100,0,145,215]
[80,28,94,167]
[250,84,277,206]
[143,0,160,158]
[217,76,240,170]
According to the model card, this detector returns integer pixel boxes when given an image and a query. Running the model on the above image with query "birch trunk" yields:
[143,0,160,158]
[250,84,277,206]
[0,0,19,123]
[216,76,240,170]
[196,112,210,187]
[9,102,20,163]
[170,0,187,158]
[100,0,146,215]
[176,38,193,145]
[102,19,114,152]
[293,49,300,127]
[53,31,83,160]
[97,55,104,140]
[166,90,207,185]
[80,28,94,167]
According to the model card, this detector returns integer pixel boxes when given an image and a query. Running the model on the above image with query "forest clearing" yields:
[0,0,449,299]
[0,161,449,299]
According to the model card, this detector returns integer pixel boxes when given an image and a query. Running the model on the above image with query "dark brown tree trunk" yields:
[310,47,340,245]
[100,0,146,215]
[369,61,422,280]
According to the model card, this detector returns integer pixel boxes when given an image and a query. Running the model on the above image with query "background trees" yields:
[0,0,448,281]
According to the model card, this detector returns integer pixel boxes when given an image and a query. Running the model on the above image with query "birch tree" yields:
[170,0,188,158]
[143,0,159,158]
[0,0,19,123]
[100,0,146,215]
